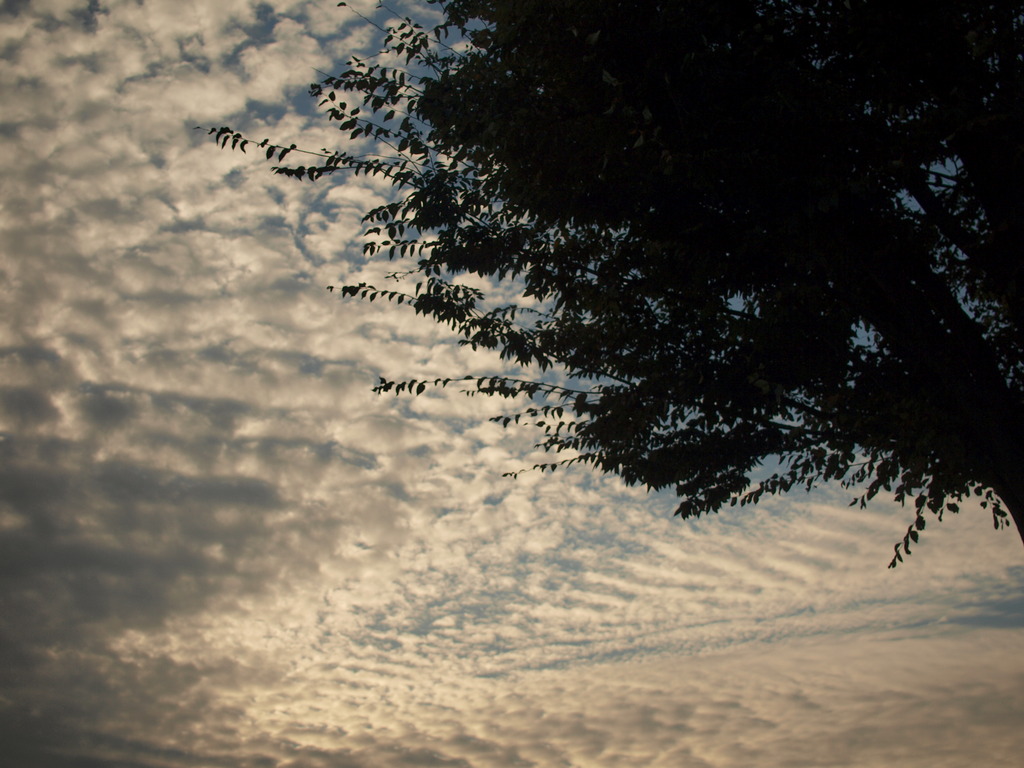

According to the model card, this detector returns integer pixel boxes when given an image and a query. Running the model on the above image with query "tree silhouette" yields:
[211,0,1024,564]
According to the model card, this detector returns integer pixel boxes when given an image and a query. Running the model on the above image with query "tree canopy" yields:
[210,0,1024,564]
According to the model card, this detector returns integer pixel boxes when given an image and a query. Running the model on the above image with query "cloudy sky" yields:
[1,1,1023,766]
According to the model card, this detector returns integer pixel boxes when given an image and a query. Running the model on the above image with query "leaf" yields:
[208,0,1024,565]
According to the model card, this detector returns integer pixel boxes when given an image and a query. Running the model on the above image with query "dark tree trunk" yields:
[852,205,1024,547]
[988,466,1024,546]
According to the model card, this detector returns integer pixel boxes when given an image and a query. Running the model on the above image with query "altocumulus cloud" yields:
[1,1,1022,767]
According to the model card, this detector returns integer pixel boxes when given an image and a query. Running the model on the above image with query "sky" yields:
[1,1,1023,766]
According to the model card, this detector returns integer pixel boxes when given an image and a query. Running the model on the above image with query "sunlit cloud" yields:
[0,2,1021,767]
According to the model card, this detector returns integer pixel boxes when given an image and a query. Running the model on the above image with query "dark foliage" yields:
[210,0,1024,564]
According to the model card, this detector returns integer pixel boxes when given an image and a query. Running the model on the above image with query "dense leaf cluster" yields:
[212,0,1024,563]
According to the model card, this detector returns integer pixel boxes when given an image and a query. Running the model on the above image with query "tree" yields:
[210,0,1024,564]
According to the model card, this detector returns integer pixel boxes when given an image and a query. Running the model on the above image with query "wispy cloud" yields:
[1,2,1021,767]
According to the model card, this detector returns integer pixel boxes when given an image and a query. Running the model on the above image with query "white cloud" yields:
[1,2,1022,767]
